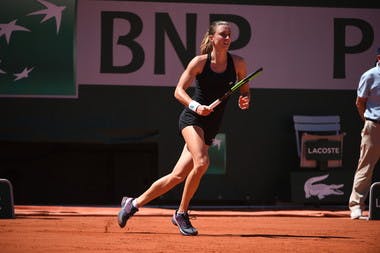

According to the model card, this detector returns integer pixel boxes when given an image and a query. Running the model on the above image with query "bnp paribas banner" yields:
[76,1,380,90]
[0,0,76,98]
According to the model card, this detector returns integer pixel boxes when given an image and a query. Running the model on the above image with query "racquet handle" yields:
[209,100,222,109]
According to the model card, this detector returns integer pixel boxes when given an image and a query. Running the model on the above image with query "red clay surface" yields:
[1,205,379,253]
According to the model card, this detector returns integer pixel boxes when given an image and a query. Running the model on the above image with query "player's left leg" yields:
[172,125,209,236]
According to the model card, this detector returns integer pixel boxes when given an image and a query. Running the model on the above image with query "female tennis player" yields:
[118,20,251,236]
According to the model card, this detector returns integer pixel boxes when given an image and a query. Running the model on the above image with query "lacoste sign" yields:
[305,139,342,161]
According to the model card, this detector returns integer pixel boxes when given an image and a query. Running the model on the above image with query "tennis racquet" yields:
[208,67,263,109]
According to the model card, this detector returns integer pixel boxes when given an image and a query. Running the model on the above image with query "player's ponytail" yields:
[200,31,212,55]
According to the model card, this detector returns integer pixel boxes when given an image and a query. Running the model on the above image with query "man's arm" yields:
[355,96,367,121]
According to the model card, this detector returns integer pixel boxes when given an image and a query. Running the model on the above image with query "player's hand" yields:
[238,95,250,110]
[196,105,213,116]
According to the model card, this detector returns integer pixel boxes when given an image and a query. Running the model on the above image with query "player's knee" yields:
[193,155,209,174]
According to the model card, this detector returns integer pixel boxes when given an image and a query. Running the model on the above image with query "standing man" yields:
[349,47,380,219]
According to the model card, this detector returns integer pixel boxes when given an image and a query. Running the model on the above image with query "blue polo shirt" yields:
[357,62,380,120]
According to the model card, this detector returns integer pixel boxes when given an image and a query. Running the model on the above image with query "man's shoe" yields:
[350,208,362,219]
[117,197,138,228]
[171,210,198,236]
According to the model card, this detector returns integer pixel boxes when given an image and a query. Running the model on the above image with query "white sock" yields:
[132,199,139,208]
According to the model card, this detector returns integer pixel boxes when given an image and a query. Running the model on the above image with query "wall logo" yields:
[212,136,223,150]
[28,0,66,34]
[304,174,344,200]
[0,0,75,97]
[208,133,226,175]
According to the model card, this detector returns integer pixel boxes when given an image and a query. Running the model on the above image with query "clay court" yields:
[1,205,379,253]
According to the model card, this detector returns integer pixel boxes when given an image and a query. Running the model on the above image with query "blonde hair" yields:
[200,21,230,55]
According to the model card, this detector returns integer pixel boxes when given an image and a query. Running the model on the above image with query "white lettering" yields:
[307,147,340,154]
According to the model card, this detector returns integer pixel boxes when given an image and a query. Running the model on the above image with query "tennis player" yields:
[118,20,251,236]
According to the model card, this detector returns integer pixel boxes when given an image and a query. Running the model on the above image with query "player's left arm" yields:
[233,55,250,110]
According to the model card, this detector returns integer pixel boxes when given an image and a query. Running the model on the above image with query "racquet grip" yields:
[209,99,222,109]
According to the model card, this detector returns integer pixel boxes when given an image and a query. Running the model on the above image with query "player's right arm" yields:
[174,55,212,115]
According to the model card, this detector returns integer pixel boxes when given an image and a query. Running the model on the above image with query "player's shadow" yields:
[15,215,63,220]
[126,231,351,239]
[200,233,351,239]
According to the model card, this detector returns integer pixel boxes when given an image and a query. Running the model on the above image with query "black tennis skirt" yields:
[178,108,223,146]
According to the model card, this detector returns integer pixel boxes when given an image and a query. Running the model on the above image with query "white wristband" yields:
[188,100,200,112]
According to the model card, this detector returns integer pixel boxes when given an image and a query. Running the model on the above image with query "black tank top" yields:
[193,52,237,112]
[178,52,237,145]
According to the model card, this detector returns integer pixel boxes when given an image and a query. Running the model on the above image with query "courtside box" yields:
[0,178,15,218]
[369,182,380,220]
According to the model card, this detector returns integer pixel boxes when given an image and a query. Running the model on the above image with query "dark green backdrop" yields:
[0,85,373,205]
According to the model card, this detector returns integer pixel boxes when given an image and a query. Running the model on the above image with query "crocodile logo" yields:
[304,174,344,200]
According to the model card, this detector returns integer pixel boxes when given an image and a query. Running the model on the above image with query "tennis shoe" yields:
[121,196,129,207]
[117,197,138,228]
[171,210,198,236]
[350,207,362,219]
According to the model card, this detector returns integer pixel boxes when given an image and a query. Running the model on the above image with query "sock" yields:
[132,199,139,209]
